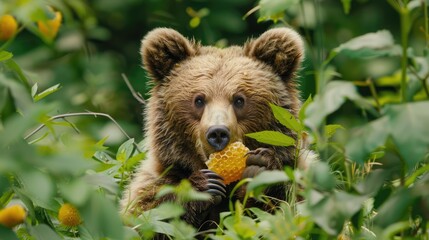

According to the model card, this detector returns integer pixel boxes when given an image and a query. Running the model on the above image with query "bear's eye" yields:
[194,95,205,108]
[233,95,245,109]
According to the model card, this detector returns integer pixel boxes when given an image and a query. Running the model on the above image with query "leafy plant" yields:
[1,0,429,239]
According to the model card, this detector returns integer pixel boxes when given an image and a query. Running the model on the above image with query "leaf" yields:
[308,190,367,235]
[58,178,91,206]
[4,59,31,91]
[246,131,295,147]
[258,0,300,22]
[373,188,415,228]
[84,173,118,195]
[305,81,374,130]
[299,95,312,122]
[31,83,38,98]
[310,161,336,192]
[325,124,344,139]
[345,117,389,164]
[270,103,303,133]
[142,202,185,221]
[354,169,389,196]
[346,101,429,168]
[33,84,61,102]
[386,102,429,169]
[81,192,124,240]
[116,138,135,162]
[29,224,62,240]
[341,0,352,14]
[247,170,289,197]
[332,30,398,59]
[18,170,56,211]
[0,225,19,240]
[125,152,146,170]
[0,51,13,62]
[0,73,33,112]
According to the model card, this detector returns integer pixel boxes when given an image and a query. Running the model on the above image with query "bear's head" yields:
[141,28,304,172]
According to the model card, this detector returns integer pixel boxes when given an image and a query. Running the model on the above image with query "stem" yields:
[424,0,429,48]
[400,5,410,102]
[24,111,141,152]
[121,73,146,105]
[367,78,382,113]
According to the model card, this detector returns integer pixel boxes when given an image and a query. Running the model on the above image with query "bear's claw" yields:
[200,169,227,201]
[242,147,273,178]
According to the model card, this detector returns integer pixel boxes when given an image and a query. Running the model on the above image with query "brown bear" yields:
[121,27,306,232]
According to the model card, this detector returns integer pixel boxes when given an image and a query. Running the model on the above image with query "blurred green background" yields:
[2,0,426,146]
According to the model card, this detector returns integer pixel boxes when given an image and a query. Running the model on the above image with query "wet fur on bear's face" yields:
[141,28,304,171]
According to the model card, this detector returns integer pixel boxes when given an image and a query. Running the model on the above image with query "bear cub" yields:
[121,27,306,230]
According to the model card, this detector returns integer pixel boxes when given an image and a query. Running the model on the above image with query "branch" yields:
[121,73,146,105]
[24,111,142,152]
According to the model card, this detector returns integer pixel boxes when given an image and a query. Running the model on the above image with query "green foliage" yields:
[1,0,429,239]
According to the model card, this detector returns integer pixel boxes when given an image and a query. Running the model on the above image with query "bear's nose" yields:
[206,125,230,151]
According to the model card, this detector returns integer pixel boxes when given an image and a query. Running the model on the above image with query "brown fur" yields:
[121,27,305,233]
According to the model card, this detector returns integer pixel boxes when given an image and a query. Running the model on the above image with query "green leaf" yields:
[0,225,19,240]
[341,0,352,14]
[84,173,118,195]
[29,224,62,240]
[310,161,336,192]
[116,138,135,162]
[345,117,389,164]
[0,73,33,112]
[258,0,300,22]
[386,102,429,169]
[125,152,146,170]
[305,81,374,130]
[33,84,61,102]
[299,95,312,122]
[332,30,398,59]
[346,101,429,168]
[354,169,389,196]
[81,192,124,240]
[0,51,13,62]
[18,170,56,211]
[142,202,185,221]
[308,190,367,235]
[4,59,31,91]
[374,188,415,228]
[58,178,91,206]
[246,131,295,147]
[325,124,344,139]
[270,103,303,133]
[247,170,289,197]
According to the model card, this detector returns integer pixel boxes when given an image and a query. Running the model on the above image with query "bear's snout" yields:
[206,125,230,151]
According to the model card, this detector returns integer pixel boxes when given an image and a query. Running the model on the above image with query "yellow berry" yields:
[0,15,18,41]
[58,203,81,227]
[0,205,26,228]
[207,141,249,185]
[37,8,62,40]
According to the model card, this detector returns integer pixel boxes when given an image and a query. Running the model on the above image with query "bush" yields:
[1,0,428,239]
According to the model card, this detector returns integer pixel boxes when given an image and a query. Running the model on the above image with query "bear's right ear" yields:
[141,28,196,82]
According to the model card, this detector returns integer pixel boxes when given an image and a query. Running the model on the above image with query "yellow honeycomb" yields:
[206,141,249,185]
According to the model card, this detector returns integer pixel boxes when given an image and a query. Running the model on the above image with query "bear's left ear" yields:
[244,28,304,81]
[141,28,196,82]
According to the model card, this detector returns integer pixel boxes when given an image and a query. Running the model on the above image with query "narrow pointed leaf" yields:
[246,131,295,147]
[270,103,303,133]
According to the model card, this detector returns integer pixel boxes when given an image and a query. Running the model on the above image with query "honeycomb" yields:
[206,141,249,185]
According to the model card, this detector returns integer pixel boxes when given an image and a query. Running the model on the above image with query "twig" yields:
[24,111,142,152]
[408,65,429,97]
[121,73,146,105]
